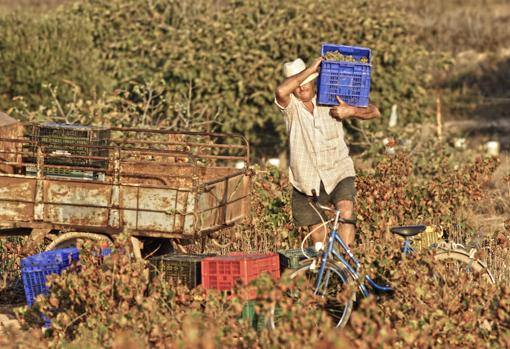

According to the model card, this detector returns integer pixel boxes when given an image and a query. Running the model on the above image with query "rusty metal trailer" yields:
[0,119,251,255]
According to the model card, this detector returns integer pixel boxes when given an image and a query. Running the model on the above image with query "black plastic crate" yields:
[149,253,215,289]
[278,248,317,270]
[23,123,110,168]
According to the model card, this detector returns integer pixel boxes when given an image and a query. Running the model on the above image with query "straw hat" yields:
[283,58,319,86]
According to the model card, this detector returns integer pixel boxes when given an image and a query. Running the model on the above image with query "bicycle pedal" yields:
[310,259,317,270]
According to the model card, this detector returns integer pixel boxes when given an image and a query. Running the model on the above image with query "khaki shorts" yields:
[292,177,355,227]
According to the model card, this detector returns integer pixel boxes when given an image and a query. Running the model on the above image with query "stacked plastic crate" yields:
[23,122,110,180]
[21,248,80,327]
[21,247,111,326]
[22,248,79,306]
[201,252,280,329]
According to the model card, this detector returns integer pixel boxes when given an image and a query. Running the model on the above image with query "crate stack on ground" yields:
[201,252,281,329]
[317,43,372,107]
[21,248,80,327]
[23,122,110,180]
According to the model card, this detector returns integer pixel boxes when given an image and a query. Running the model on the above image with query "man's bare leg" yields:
[309,222,328,245]
[336,200,355,246]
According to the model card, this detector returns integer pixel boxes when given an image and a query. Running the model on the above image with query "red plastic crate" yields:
[201,252,280,291]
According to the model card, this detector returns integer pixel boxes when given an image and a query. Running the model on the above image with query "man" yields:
[275,56,380,247]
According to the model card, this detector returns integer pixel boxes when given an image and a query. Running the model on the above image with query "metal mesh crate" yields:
[149,253,215,289]
[23,123,110,168]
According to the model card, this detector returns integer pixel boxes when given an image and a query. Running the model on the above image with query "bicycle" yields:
[266,197,495,329]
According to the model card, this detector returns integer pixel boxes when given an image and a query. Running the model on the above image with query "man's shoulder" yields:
[275,94,298,113]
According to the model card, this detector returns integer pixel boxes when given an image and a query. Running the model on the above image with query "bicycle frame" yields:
[314,209,393,299]
[305,201,494,325]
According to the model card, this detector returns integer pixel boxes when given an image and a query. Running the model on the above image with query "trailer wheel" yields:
[45,232,113,251]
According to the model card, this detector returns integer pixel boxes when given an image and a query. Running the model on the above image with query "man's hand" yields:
[329,96,355,120]
[330,96,381,120]
[310,56,324,73]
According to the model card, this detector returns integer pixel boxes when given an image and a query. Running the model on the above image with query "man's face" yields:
[292,81,315,102]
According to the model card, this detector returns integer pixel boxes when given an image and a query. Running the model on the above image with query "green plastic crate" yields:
[25,165,103,180]
[257,303,283,332]
[241,300,258,329]
[278,247,317,270]
[240,301,283,332]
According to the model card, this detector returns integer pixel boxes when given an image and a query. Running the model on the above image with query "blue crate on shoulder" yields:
[317,43,371,107]
[21,248,79,307]
[278,247,317,270]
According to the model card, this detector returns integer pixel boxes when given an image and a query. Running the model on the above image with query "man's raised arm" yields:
[275,57,323,108]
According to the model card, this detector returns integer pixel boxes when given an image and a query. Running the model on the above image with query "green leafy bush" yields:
[1,0,445,157]
[4,227,510,348]
[0,12,109,109]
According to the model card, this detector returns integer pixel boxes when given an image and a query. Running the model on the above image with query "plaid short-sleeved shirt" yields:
[275,94,355,196]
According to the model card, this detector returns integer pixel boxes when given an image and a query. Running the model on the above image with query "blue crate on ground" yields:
[317,43,371,107]
[101,247,112,257]
[21,248,79,307]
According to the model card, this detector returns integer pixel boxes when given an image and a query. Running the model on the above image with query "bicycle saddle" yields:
[390,224,427,237]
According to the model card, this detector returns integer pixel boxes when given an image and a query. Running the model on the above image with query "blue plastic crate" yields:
[317,43,371,107]
[21,248,79,307]
[101,247,112,256]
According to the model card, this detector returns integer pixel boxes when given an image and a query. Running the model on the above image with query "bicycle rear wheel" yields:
[433,244,495,285]
[266,260,355,330]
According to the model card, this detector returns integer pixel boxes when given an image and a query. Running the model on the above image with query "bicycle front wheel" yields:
[433,245,495,285]
[266,260,355,330]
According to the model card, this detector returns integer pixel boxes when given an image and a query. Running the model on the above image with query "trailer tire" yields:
[45,232,113,251]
